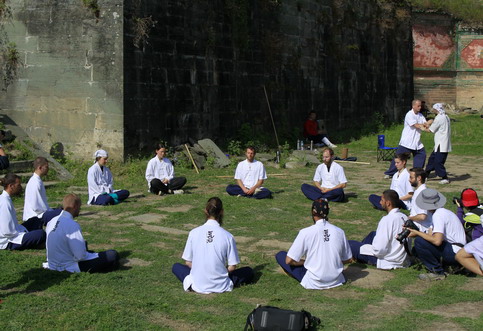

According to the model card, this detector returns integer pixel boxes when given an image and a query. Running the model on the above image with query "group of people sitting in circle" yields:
[1,135,482,293]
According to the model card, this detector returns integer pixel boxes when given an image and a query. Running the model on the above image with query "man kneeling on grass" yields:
[43,194,119,273]
[275,199,353,290]
[172,197,254,294]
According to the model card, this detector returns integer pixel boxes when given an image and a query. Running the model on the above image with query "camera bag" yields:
[244,305,320,331]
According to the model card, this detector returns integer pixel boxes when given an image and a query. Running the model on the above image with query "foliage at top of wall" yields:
[127,0,157,49]
[408,0,483,24]
[0,0,21,91]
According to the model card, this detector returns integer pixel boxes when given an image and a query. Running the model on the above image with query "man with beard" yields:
[301,147,347,202]
[408,168,432,232]
[172,197,254,293]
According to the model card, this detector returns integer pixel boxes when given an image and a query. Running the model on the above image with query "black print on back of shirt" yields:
[206,231,215,243]
[324,229,330,242]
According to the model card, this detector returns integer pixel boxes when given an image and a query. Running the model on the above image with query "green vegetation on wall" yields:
[0,0,20,91]
[409,0,483,23]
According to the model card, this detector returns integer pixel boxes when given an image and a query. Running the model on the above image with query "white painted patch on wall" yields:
[113,12,120,19]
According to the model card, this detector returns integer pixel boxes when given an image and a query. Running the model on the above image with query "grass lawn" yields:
[1,114,482,330]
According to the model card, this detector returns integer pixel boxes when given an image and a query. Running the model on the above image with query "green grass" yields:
[1,114,482,330]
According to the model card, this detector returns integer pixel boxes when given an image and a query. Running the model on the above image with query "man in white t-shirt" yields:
[349,190,409,269]
[456,236,483,276]
[408,168,432,231]
[275,199,353,290]
[23,157,61,224]
[301,147,347,202]
[407,188,466,280]
[172,197,254,293]
[43,194,119,273]
[423,103,452,184]
[226,146,271,199]
[384,100,429,177]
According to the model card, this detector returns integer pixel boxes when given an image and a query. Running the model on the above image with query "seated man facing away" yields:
[43,194,119,273]
[145,144,186,195]
[275,199,353,290]
[172,197,254,294]
[350,190,409,269]
[0,173,47,250]
[87,150,130,205]
[301,147,347,202]
[226,146,272,199]
[455,236,483,276]
[303,111,337,148]
[23,157,62,224]
[407,188,466,280]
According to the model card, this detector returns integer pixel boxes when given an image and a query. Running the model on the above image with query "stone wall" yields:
[0,0,124,160]
[123,0,413,154]
[413,13,483,111]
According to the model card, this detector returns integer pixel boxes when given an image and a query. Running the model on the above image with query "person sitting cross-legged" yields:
[275,199,353,290]
[350,189,410,269]
[226,146,272,199]
[145,143,187,195]
[455,236,483,276]
[172,197,254,293]
[301,147,347,202]
[87,150,130,205]
[43,194,120,273]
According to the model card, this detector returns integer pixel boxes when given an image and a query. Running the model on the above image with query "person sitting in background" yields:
[303,111,337,148]
[0,130,9,170]
[43,194,119,273]
[145,144,187,195]
[369,153,413,210]
[454,188,483,241]
[87,149,130,205]
[23,157,62,224]
[0,174,47,250]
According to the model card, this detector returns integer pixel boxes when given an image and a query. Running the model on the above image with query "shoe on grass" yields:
[172,189,184,194]
[439,179,450,185]
[384,175,392,179]
[418,272,447,281]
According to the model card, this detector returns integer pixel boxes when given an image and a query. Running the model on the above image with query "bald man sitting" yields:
[43,194,119,273]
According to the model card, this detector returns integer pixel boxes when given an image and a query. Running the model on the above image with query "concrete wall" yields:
[0,0,124,160]
[413,13,483,111]
[123,0,413,154]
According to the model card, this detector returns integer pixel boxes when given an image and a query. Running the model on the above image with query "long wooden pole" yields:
[263,86,280,148]
[184,144,200,174]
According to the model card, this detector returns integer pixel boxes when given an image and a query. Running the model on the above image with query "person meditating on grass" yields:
[87,150,130,205]
[226,146,272,199]
[145,143,186,195]
[172,197,254,294]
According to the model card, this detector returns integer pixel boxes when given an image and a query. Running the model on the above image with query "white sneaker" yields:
[439,179,450,185]
[172,189,184,194]
[254,188,262,194]
[384,175,392,179]
[329,143,337,148]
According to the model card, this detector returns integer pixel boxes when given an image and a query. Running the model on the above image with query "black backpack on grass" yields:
[244,305,320,331]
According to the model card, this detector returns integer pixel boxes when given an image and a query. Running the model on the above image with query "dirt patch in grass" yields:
[322,288,365,300]
[362,295,410,320]
[402,280,434,295]
[129,213,167,224]
[141,225,188,236]
[343,265,394,289]
[459,277,483,292]
[87,244,115,250]
[119,257,152,267]
[234,236,255,244]
[159,205,195,213]
[102,222,136,228]
[148,312,198,331]
[255,239,292,251]
[182,223,199,230]
[421,321,465,331]
[422,301,482,319]
[151,242,168,249]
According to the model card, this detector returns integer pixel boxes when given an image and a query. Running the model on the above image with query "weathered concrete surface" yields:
[0,0,124,160]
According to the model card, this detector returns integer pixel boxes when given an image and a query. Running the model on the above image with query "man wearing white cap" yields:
[407,188,466,280]
[87,150,130,205]
[423,103,451,184]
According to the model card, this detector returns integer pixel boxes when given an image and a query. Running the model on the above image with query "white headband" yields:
[94,149,108,159]
[432,103,445,115]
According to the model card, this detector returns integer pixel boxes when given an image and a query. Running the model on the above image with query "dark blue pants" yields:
[368,194,407,210]
[275,251,307,282]
[226,184,272,199]
[41,208,62,224]
[6,217,46,250]
[301,184,345,202]
[92,190,130,205]
[413,237,457,274]
[78,250,119,273]
[150,178,186,195]
[425,147,448,179]
[348,231,378,266]
[171,263,254,287]
[384,145,426,176]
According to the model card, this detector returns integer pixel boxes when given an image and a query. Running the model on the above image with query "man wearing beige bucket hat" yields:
[406,188,466,280]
